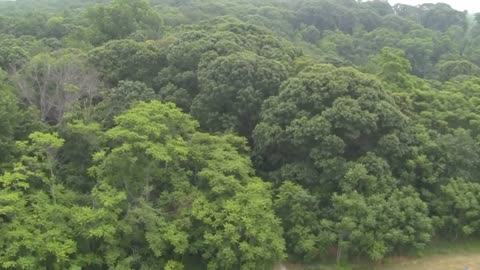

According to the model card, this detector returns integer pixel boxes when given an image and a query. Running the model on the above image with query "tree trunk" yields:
[336,239,342,265]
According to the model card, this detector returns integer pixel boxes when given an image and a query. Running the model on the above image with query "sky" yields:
[389,0,480,13]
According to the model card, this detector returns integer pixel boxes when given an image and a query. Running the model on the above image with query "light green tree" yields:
[89,101,286,269]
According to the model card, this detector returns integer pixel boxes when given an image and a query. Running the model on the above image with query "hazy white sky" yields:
[389,0,480,13]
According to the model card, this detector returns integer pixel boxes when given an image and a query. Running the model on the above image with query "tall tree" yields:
[12,49,101,125]
[192,51,288,139]
[0,132,77,269]
[89,101,286,269]
[86,0,163,43]
[0,70,21,170]
[88,39,164,86]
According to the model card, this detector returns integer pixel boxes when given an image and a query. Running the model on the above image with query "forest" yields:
[0,0,480,269]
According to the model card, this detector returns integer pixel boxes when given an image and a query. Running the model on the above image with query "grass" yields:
[285,239,480,270]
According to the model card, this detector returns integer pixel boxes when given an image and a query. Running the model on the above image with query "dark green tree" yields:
[191,51,288,138]
[86,0,163,43]
[88,39,164,86]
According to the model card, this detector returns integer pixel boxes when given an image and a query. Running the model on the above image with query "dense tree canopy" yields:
[86,0,163,43]
[88,101,286,269]
[1,0,480,268]
[0,71,21,170]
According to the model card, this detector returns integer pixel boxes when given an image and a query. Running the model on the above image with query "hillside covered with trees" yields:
[0,0,480,269]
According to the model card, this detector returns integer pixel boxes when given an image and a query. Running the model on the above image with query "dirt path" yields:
[273,263,288,270]
[285,251,480,270]
[377,253,480,270]
[283,241,480,270]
